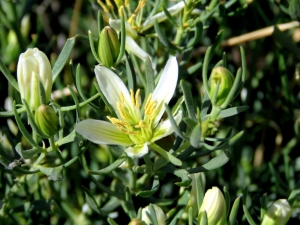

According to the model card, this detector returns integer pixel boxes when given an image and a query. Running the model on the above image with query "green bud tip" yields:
[35,104,59,137]
[98,26,120,67]
[209,66,234,106]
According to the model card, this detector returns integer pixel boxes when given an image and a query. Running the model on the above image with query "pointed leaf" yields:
[137,175,160,197]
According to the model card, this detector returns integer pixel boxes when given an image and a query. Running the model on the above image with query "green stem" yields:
[49,136,64,162]
[61,93,100,111]
[209,105,221,119]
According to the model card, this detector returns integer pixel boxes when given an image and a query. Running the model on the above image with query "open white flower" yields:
[75,57,181,158]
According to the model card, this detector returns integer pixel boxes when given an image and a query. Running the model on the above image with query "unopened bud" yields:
[141,204,166,225]
[209,66,234,106]
[35,105,59,137]
[261,199,292,225]
[128,218,146,225]
[198,186,226,225]
[98,26,120,67]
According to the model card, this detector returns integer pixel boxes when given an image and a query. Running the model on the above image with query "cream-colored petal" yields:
[151,110,182,142]
[95,66,133,119]
[75,119,133,146]
[125,36,151,61]
[125,143,149,158]
[141,1,185,32]
[152,56,178,126]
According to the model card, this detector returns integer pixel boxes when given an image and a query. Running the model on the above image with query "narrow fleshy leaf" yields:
[87,154,127,175]
[181,80,196,120]
[137,175,160,197]
[218,106,248,119]
[52,37,75,82]
[187,150,230,173]
[174,169,192,187]
[228,197,241,225]
[15,142,43,159]
[0,57,19,92]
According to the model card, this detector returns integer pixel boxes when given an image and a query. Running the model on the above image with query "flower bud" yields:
[261,199,292,225]
[98,26,120,67]
[141,204,166,225]
[198,186,226,225]
[17,48,53,110]
[209,66,234,106]
[128,218,146,225]
[35,105,59,137]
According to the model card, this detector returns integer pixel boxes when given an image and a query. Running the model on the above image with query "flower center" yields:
[107,89,157,144]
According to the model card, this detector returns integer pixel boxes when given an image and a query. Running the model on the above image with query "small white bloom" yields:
[141,204,166,225]
[17,48,52,110]
[75,57,181,159]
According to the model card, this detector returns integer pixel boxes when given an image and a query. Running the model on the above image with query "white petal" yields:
[125,36,151,61]
[151,110,182,142]
[125,143,149,158]
[109,18,138,39]
[141,2,185,32]
[95,66,133,119]
[152,57,178,126]
[75,119,133,146]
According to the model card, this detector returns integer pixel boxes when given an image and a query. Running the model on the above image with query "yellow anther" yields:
[106,0,114,10]
[118,6,124,18]
[117,102,127,119]
[145,100,156,115]
[128,0,147,24]
[114,0,123,8]
[134,120,148,128]
[125,0,130,7]
[145,93,153,109]
[130,89,135,105]
[135,89,140,108]
[97,0,110,13]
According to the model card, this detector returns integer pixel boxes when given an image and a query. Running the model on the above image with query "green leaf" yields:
[172,96,184,115]
[198,210,208,225]
[52,37,76,82]
[97,10,104,32]
[162,6,178,27]
[145,57,155,95]
[228,197,241,225]
[183,117,198,129]
[181,80,196,120]
[137,175,160,197]
[13,101,39,148]
[148,204,158,225]
[150,143,182,167]
[87,154,127,175]
[56,130,76,146]
[82,186,101,214]
[224,186,230,218]
[38,166,64,181]
[88,30,101,64]
[217,106,248,119]
[0,57,19,92]
[168,190,189,225]
[107,218,119,225]
[125,187,137,219]
[15,142,43,159]
[260,193,267,219]
[125,53,136,91]
[190,123,202,148]
[242,204,256,225]
[115,17,126,65]
[174,169,192,187]
[154,20,181,51]
[187,22,203,48]
[68,85,80,123]
[288,179,300,206]
[187,150,230,173]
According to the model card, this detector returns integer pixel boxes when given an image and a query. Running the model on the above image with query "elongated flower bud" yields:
[35,105,59,137]
[17,48,53,110]
[98,26,120,67]
[198,186,226,225]
[128,218,146,225]
[209,66,234,106]
[141,204,166,225]
[261,199,292,225]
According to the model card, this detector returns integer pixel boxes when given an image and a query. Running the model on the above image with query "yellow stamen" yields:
[145,100,156,115]
[125,0,130,8]
[97,0,110,13]
[106,0,114,10]
[117,102,127,119]
[130,89,135,105]
[145,93,153,109]
[135,120,148,128]
[135,89,140,108]
[114,0,123,8]
[118,6,124,18]
[128,0,147,24]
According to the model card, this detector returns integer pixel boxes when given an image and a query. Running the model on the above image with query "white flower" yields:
[141,204,166,225]
[75,57,181,159]
[17,48,52,110]
[261,199,292,225]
